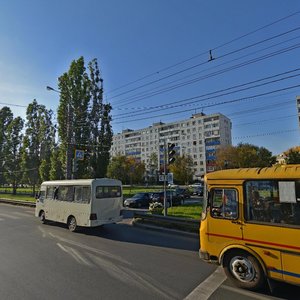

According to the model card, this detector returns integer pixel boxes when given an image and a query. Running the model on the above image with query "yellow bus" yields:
[199,165,300,290]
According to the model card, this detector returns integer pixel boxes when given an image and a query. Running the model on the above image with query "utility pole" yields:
[66,101,73,179]
[163,139,167,216]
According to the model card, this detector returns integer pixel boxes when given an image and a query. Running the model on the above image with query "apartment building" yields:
[111,112,232,179]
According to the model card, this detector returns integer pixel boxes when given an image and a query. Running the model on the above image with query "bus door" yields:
[208,187,243,248]
[94,185,122,219]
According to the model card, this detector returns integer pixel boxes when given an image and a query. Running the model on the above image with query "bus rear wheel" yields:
[67,216,77,232]
[40,211,46,224]
[223,250,265,291]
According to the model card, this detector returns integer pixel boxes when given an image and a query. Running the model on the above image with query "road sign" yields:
[159,175,166,182]
[167,173,173,184]
[75,149,85,160]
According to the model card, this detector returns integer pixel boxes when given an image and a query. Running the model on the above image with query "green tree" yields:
[169,155,194,185]
[216,143,275,169]
[107,155,145,184]
[285,147,300,164]
[107,155,128,183]
[88,59,113,178]
[22,99,55,194]
[49,146,64,180]
[0,107,13,185]
[4,117,24,194]
[57,57,113,179]
[58,57,90,179]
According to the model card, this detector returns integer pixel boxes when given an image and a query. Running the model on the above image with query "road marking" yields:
[0,213,19,220]
[57,243,91,267]
[37,225,47,238]
[87,252,175,300]
[13,212,31,217]
[220,285,278,300]
[184,267,226,300]
[49,232,131,265]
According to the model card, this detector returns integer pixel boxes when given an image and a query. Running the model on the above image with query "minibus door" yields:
[208,187,243,244]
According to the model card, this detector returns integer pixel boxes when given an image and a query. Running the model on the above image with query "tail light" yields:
[90,213,97,220]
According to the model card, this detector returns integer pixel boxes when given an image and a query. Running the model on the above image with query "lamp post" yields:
[46,85,73,179]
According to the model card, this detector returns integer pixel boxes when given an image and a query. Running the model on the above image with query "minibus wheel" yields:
[223,250,265,291]
[40,211,46,224]
[67,216,77,232]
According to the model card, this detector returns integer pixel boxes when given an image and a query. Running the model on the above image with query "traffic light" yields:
[168,143,176,165]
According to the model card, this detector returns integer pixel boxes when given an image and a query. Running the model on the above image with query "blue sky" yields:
[0,0,300,155]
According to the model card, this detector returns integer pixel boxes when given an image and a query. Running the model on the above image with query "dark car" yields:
[176,188,191,199]
[194,186,203,196]
[123,192,151,208]
[151,190,183,207]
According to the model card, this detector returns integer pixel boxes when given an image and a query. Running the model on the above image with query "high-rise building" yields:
[111,112,232,180]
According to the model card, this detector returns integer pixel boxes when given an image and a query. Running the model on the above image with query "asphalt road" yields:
[0,203,299,300]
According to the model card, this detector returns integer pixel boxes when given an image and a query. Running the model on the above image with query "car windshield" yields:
[132,193,146,198]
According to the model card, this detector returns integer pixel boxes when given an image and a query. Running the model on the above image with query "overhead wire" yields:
[113,68,300,118]
[114,34,300,106]
[112,84,300,124]
[105,10,300,95]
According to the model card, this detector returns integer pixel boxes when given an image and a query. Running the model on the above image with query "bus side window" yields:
[211,188,238,219]
[96,186,104,198]
[82,187,91,203]
[53,187,59,200]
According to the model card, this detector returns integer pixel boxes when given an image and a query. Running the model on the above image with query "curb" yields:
[0,198,36,207]
[132,219,199,239]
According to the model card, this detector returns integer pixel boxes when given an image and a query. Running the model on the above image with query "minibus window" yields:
[96,186,121,199]
[211,188,238,219]
[244,180,300,226]
[74,186,90,203]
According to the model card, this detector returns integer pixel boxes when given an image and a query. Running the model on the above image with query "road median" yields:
[133,211,200,237]
[0,198,36,207]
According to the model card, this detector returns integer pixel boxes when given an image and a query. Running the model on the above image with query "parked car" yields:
[123,192,151,208]
[176,188,191,199]
[192,185,203,196]
[151,190,183,207]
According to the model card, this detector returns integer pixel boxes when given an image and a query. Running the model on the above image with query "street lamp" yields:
[46,86,60,93]
[47,85,73,179]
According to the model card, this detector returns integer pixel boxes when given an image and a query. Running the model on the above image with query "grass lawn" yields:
[123,186,162,198]
[0,193,35,202]
[167,203,202,220]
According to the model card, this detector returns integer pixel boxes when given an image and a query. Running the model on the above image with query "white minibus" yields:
[35,178,123,231]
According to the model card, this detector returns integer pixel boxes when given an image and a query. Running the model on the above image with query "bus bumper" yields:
[199,250,219,264]
[89,216,123,227]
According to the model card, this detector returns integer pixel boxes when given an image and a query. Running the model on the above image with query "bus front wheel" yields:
[67,216,77,232]
[223,250,265,291]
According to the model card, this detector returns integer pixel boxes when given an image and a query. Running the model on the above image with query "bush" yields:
[149,202,163,215]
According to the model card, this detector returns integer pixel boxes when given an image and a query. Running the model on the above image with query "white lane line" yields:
[12,212,31,217]
[87,253,175,300]
[0,213,19,220]
[37,225,47,238]
[184,267,226,300]
[220,285,277,300]
[57,243,91,267]
[49,232,130,265]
